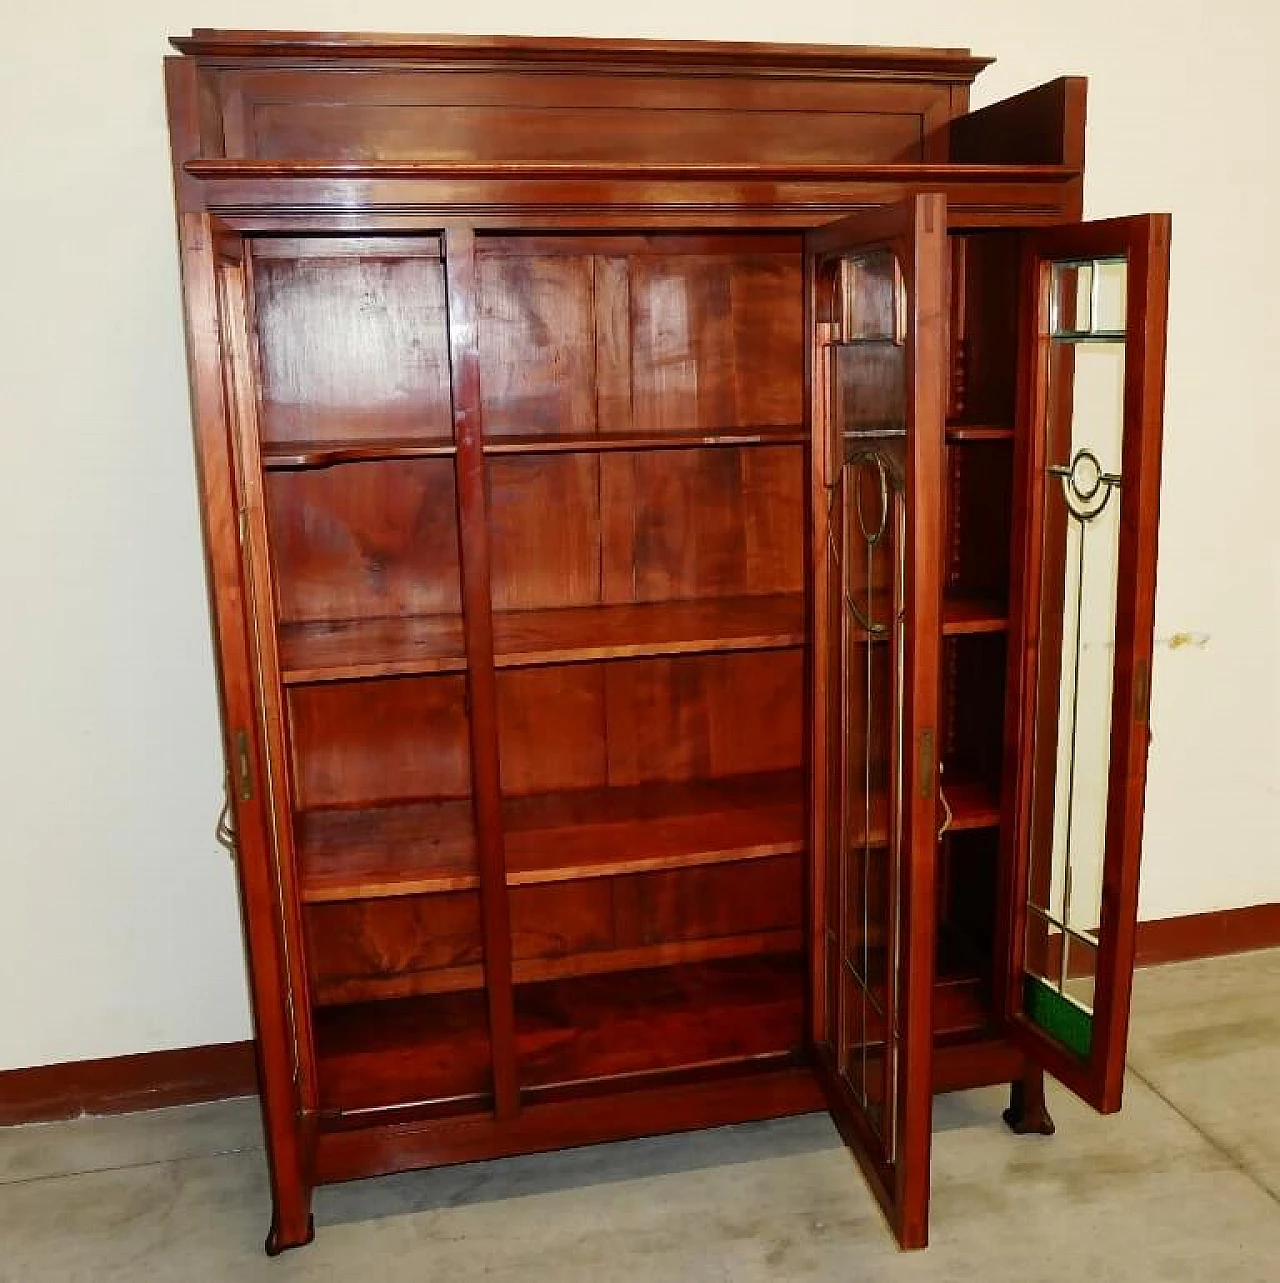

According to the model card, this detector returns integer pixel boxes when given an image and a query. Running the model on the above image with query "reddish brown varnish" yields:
[164,31,1169,1256]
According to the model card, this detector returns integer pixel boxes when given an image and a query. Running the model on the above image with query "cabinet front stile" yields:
[442,224,520,1119]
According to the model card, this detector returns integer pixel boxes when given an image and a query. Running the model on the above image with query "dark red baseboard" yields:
[2,905,1276,1128]
[1134,902,1280,967]
[0,1041,256,1127]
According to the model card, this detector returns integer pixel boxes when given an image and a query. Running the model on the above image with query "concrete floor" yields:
[2,950,1277,1281]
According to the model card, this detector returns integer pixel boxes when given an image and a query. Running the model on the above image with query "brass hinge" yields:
[233,729,254,801]
[918,728,936,800]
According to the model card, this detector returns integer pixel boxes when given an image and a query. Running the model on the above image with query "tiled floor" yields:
[2,950,1277,1281]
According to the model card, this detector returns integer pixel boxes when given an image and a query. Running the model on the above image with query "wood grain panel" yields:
[495,666,607,796]
[218,60,963,122]
[477,253,596,436]
[594,255,632,432]
[600,446,803,602]
[605,651,805,785]
[514,953,805,1093]
[252,103,923,167]
[288,674,471,808]
[490,446,802,611]
[510,882,617,961]
[266,460,461,623]
[630,254,803,432]
[297,799,478,901]
[613,855,804,947]
[487,455,601,610]
[496,652,802,795]
[313,990,492,1115]
[507,857,803,971]
[252,247,452,442]
[305,894,485,1005]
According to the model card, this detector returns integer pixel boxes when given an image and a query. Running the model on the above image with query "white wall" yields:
[2,1,1276,1071]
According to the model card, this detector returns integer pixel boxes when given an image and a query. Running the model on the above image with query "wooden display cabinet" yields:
[165,31,1170,1253]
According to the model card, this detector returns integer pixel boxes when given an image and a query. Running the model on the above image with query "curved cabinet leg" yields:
[265,1209,316,1257]
[1003,1067,1056,1136]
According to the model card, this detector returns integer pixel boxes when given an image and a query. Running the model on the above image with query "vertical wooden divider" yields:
[443,223,519,1118]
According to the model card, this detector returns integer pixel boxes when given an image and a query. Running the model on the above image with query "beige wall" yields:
[2,1,1276,1070]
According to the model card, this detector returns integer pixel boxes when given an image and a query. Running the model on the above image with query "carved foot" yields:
[265,1213,315,1257]
[1003,1078,1056,1136]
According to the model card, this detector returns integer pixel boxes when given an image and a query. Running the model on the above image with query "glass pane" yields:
[838,446,904,1151]
[1050,256,1126,339]
[1025,255,1128,1055]
[1065,935,1098,1014]
[831,249,906,444]
[821,243,909,1158]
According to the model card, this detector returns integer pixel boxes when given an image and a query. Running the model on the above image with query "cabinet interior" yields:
[239,223,1030,1122]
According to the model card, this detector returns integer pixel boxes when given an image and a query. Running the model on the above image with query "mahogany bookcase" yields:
[164,30,1170,1253]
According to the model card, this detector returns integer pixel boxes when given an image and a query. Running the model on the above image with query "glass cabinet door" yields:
[807,194,947,1250]
[1004,215,1171,1111]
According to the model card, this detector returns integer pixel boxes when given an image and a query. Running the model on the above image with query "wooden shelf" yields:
[933,976,991,1040]
[483,427,806,454]
[262,437,456,468]
[941,777,1002,832]
[515,953,805,1097]
[279,614,467,684]
[494,594,805,667]
[855,591,1005,637]
[298,799,478,902]
[314,988,492,1121]
[296,771,803,902]
[506,770,804,886]
[280,595,804,683]
[944,423,1014,444]
[849,772,999,847]
[942,594,1007,635]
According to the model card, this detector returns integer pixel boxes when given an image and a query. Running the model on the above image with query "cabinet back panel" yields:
[266,460,462,624]
[289,674,472,808]
[478,254,598,435]
[487,455,601,610]
[937,829,998,985]
[489,447,803,610]
[306,893,484,1005]
[496,651,804,795]
[949,232,1021,427]
[615,856,803,944]
[250,243,453,443]
[305,860,802,1005]
[476,241,802,439]
[941,635,1007,792]
[629,254,803,431]
[512,856,802,962]
[945,440,1012,601]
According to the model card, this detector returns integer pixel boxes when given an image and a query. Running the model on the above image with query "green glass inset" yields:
[1025,974,1093,1060]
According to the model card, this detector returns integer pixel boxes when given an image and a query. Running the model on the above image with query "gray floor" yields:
[2,950,1277,1281]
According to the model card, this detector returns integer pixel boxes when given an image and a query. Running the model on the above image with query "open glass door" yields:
[1004,215,1171,1112]
[807,194,947,1250]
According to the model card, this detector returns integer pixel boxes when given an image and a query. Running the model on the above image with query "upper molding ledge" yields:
[169,29,994,80]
